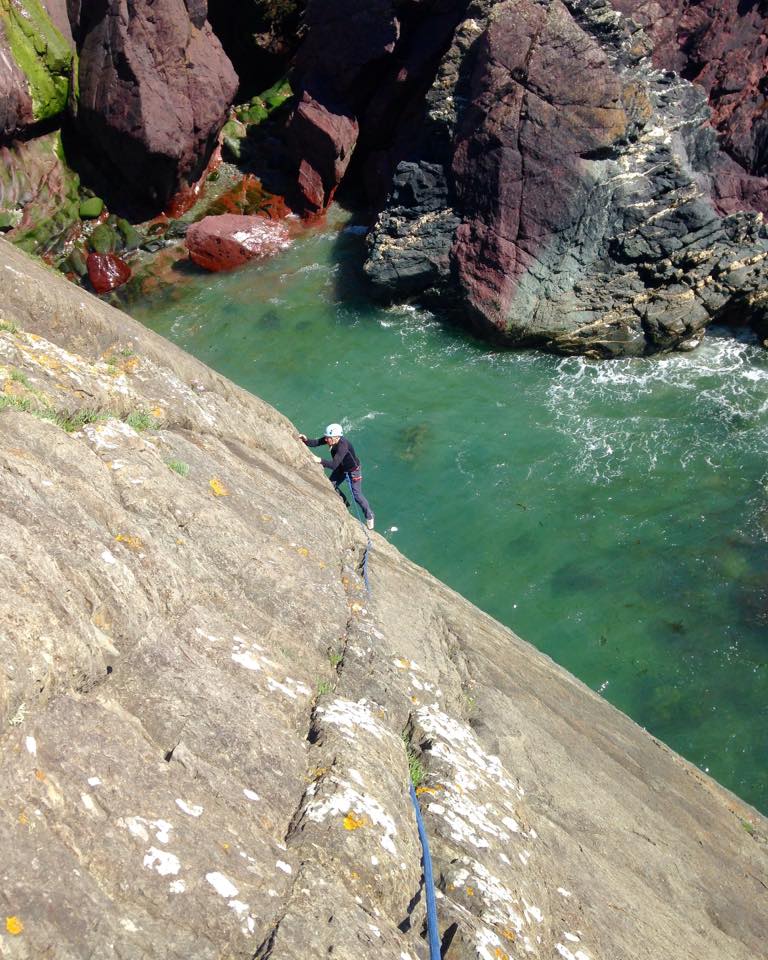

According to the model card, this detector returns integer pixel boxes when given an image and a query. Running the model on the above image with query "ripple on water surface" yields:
[132,211,768,813]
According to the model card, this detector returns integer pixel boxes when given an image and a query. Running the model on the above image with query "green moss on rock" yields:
[89,223,119,254]
[79,197,104,219]
[7,131,81,255]
[0,0,74,123]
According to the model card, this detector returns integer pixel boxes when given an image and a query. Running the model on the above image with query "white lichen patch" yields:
[475,924,505,960]
[87,776,102,787]
[231,636,277,674]
[121,816,173,844]
[556,945,591,960]
[304,775,398,855]
[276,860,292,874]
[316,698,392,743]
[206,871,239,898]
[267,676,312,700]
[175,798,203,817]
[101,549,117,565]
[169,880,186,894]
[24,735,36,756]
[81,420,139,452]
[80,792,97,813]
[143,847,181,876]
[243,789,260,802]
[120,918,139,933]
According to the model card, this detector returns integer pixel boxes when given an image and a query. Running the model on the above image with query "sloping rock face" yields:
[610,0,768,213]
[1,237,767,958]
[364,0,768,356]
[72,0,238,216]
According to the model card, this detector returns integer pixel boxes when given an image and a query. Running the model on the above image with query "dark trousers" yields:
[334,476,373,520]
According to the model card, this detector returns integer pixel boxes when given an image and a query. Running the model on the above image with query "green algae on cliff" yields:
[1,131,80,255]
[0,0,73,124]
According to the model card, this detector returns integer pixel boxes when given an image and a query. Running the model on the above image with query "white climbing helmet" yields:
[324,423,344,438]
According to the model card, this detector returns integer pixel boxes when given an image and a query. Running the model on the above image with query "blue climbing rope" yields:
[409,782,441,959]
[345,472,372,595]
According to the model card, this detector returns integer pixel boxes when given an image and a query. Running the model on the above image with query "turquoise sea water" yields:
[132,211,768,813]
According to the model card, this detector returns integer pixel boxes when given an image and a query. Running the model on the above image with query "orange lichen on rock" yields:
[115,534,144,551]
[343,812,367,830]
[5,916,23,936]
[209,477,229,496]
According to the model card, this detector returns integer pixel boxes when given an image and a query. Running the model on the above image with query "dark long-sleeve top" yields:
[304,436,361,484]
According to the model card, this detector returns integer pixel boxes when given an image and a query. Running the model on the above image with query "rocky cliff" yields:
[361,0,768,355]
[1,237,766,958]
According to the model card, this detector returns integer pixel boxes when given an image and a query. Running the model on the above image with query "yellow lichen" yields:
[5,916,23,935]
[17,811,29,827]
[343,812,367,831]
[150,406,164,418]
[501,928,517,942]
[209,478,229,497]
[115,534,143,551]
[297,547,309,558]
[34,769,45,781]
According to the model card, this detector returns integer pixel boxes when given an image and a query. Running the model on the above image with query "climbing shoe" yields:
[367,516,375,530]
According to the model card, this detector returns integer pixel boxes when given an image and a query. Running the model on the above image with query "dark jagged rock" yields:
[72,0,238,217]
[86,251,131,292]
[206,0,305,99]
[283,0,467,212]
[611,0,768,209]
[364,0,768,356]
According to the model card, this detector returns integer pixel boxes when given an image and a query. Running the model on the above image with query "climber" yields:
[299,423,375,530]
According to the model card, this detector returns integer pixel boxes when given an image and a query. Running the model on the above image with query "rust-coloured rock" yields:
[86,252,131,293]
[186,214,291,272]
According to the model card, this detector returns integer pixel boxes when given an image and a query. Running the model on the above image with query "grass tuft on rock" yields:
[125,410,156,431]
[166,459,189,477]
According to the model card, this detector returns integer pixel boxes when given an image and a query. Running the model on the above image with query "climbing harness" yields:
[409,782,442,960]
[345,471,372,595]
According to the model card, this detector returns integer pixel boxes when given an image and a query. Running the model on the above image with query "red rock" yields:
[186,214,291,272]
[285,93,359,213]
[74,0,238,216]
[87,253,132,294]
[164,145,222,220]
[451,0,629,334]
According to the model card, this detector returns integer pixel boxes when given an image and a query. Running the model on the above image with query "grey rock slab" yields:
[0,236,766,959]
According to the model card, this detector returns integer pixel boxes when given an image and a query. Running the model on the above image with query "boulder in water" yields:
[86,251,131,293]
[186,213,291,272]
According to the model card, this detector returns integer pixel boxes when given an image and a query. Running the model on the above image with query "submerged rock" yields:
[1,234,766,958]
[73,0,238,216]
[86,251,131,293]
[186,213,292,271]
